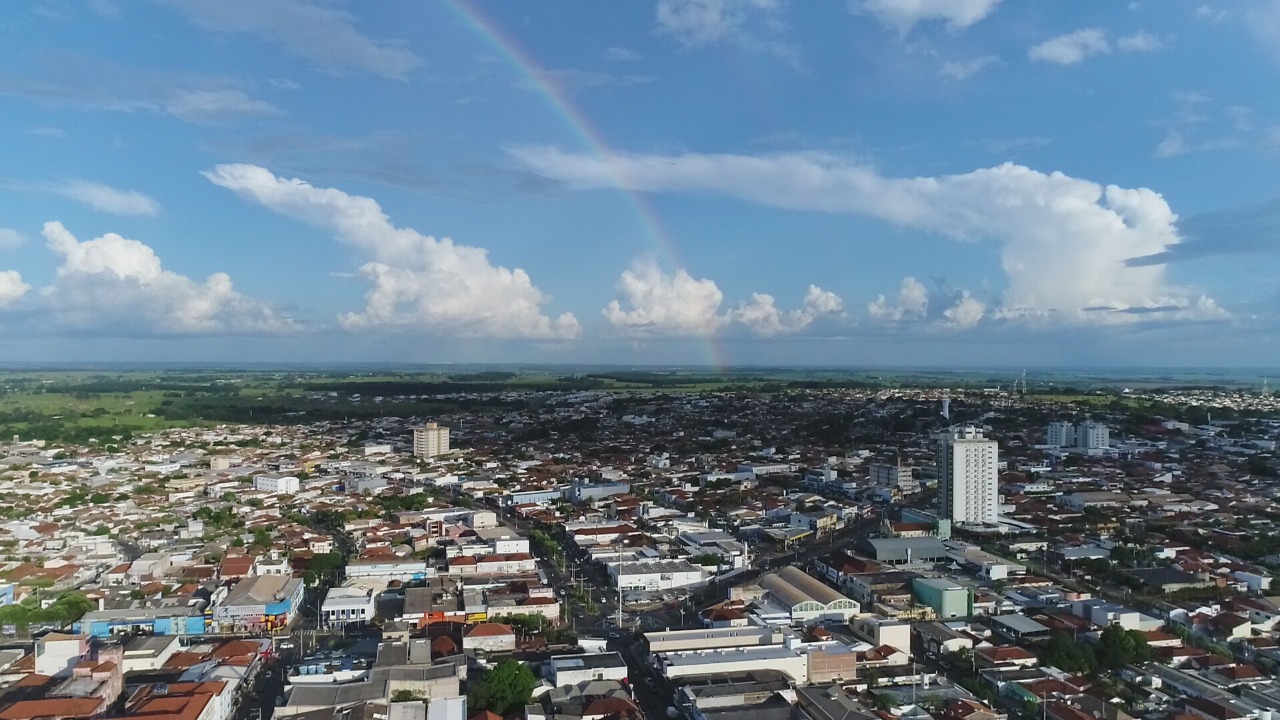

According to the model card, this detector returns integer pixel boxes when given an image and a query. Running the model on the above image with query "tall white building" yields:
[254,473,300,494]
[412,422,450,458]
[938,426,999,524]
[1075,420,1109,450]
[1046,421,1075,448]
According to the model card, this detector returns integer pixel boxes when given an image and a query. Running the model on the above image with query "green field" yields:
[0,365,1273,443]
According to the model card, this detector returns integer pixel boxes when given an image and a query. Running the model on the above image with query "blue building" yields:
[73,600,207,638]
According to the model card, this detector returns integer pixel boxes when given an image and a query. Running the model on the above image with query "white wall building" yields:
[548,653,629,686]
[320,587,377,628]
[1046,421,1075,448]
[1076,420,1110,450]
[610,560,707,592]
[254,474,300,494]
[938,427,999,524]
[413,423,450,458]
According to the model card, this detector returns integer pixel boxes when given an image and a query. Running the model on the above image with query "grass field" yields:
[0,365,1271,443]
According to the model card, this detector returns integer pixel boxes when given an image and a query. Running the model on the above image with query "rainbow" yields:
[442,0,729,370]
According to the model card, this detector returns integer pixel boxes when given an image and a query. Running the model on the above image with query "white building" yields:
[254,474,300,494]
[413,422,450,458]
[1076,420,1110,450]
[938,427,998,524]
[610,560,707,592]
[320,587,377,628]
[1047,420,1109,451]
[548,653,629,686]
[1046,421,1075,448]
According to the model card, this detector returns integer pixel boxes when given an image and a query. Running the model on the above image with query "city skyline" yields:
[2,1,1279,366]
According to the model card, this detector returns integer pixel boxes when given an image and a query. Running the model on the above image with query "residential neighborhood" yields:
[1,383,1280,720]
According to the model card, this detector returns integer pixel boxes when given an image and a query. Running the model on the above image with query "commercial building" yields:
[548,652,629,686]
[857,537,950,566]
[938,427,999,524]
[212,575,304,633]
[757,566,860,624]
[609,560,707,592]
[254,474,300,494]
[74,601,207,638]
[641,627,783,654]
[912,578,973,619]
[412,423,450,458]
[870,463,914,489]
[320,587,377,628]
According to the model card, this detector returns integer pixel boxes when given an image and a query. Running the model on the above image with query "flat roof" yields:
[661,645,798,666]
[991,614,1051,634]
[551,652,626,670]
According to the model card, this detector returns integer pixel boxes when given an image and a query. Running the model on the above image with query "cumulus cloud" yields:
[50,180,161,217]
[22,221,295,334]
[603,260,842,337]
[512,146,1225,324]
[155,0,420,79]
[203,164,580,339]
[604,261,725,335]
[859,0,1003,34]
[943,291,986,328]
[1028,28,1110,65]
[1028,28,1158,65]
[729,284,845,336]
[867,276,929,321]
[0,271,29,309]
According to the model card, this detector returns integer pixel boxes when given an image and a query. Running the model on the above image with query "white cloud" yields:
[938,55,998,80]
[0,59,282,125]
[512,146,1224,325]
[942,291,986,328]
[51,181,161,217]
[867,276,929,321]
[603,260,842,337]
[859,0,1003,34]
[655,0,797,62]
[29,221,295,334]
[0,271,29,309]
[729,284,844,336]
[1028,28,1110,65]
[0,229,25,250]
[156,0,420,79]
[1155,130,1187,158]
[1117,31,1164,53]
[603,47,644,62]
[166,89,284,123]
[203,164,580,339]
[605,261,725,335]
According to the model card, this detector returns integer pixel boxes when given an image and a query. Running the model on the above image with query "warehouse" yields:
[856,537,949,566]
[757,566,859,624]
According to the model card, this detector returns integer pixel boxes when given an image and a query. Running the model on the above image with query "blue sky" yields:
[2,0,1279,367]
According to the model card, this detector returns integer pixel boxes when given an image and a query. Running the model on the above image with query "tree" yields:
[469,659,535,715]
[1094,625,1151,670]
[1040,632,1095,673]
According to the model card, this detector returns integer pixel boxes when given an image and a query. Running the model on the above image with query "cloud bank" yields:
[204,164,580,339]
[511,146,1225,325]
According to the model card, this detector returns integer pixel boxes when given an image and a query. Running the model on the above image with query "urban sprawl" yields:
[2,386,1280,720]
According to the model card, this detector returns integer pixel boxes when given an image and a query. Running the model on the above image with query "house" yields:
[462,624,516,654]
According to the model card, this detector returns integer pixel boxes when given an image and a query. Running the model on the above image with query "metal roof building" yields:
[757,566,859,624]
[856,537,949,565]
